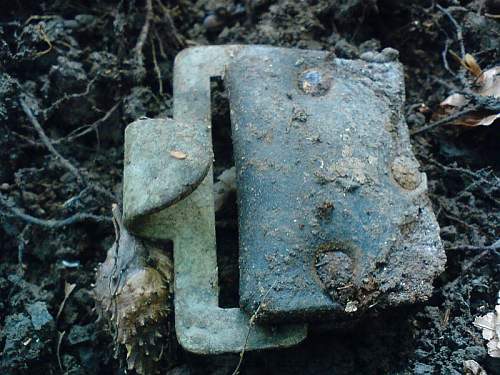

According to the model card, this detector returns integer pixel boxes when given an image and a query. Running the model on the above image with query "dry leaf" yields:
[439,65,499,128]
[463,54,483,78]
[477,113,500,126]
[56,282,76,321]
[170,150,187,159]
[345,301,358,313]
[441,112,498,128]
[463,359,487,375]
[473,295,500,358]
[477,66,500,98]
[441,93,467,107]
[65,281,76,296]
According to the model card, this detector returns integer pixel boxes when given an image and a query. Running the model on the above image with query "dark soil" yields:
[0,1,499,374]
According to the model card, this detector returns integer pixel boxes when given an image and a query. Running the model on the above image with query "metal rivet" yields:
[299,69,331,96]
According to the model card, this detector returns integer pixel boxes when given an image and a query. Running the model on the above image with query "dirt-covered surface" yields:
[0,0,499,374]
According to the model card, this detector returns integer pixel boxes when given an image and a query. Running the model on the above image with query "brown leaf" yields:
[450,112,499,128]
[463,54,483,78]
[437,65,499,128]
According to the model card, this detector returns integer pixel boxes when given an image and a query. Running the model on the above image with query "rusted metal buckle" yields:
[122,45,445,354]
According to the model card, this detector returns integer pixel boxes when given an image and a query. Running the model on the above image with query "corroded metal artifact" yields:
[100,45,445,356]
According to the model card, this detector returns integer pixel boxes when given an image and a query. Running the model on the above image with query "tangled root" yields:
[94,204,173,374]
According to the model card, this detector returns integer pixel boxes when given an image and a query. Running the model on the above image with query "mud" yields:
[0,0,499,374]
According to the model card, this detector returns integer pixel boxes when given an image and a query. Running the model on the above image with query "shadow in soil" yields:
[186,306,418,375]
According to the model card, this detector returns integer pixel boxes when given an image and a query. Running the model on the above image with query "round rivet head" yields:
[299,68,331,96]
[391,155,422,190]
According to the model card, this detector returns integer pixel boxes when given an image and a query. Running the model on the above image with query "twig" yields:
[435,4,473,90]
[150,35,163,95]
[62,186,91,209]
[34,23,53,58]
[454,178,482,200]
[423,157,499,189]
[477,0,485,16]
[155,0,185,49]
[18,101,120,147]
[42,77,97,121]
[441,38,455,76]
[133,0,153,67]
[19,95,117,202]
[232,281,277,375]
[447,239,500,253]
[410,107,475,135]
[431,75,460,91]
[23,15,59,27]
[56,101,121,144]
[13,97,119,148]
[153,27,167,59]
[20,96,84,183]
[436,4,465,58]
[57,331,65,374]
[17,224,30,265]
[0,193,111,227]
[443,250,489,291]
[441,210,477,230]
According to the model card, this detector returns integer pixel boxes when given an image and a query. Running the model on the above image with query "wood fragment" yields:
[170,150,187,159]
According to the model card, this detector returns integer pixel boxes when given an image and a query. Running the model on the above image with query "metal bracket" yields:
[122,45,445,354]
[123,46,307,355]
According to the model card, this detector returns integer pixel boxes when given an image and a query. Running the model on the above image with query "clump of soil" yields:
[0,1,499,374]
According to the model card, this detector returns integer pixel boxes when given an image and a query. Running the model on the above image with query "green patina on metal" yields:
[122,45,445,354]
[123,46,308,355]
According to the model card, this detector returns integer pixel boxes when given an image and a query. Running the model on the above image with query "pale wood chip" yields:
[170,150,187,160]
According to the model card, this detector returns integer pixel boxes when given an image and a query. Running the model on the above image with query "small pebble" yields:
[203,14,223,30]
[203,7,229,31]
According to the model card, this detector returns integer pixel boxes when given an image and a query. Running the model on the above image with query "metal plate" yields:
[226,46,445,322]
